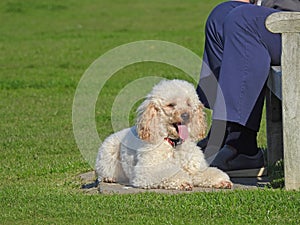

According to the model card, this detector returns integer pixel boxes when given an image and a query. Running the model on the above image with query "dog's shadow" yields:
[81,179,100,189]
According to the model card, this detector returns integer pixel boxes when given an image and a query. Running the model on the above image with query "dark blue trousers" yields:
[197,1,281,131]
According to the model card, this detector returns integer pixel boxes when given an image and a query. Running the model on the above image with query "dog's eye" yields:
[167,103,176,108]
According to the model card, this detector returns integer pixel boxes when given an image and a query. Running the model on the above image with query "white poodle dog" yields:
[95,79,232,190]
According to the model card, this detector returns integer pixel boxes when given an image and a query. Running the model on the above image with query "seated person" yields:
[196,0,300,174]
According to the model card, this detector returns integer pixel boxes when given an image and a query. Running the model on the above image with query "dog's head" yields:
[136,79,206,144]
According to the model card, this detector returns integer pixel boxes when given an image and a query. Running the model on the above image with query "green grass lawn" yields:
[1,0,299,224]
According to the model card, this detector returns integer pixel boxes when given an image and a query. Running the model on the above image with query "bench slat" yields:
[267,66,282,100]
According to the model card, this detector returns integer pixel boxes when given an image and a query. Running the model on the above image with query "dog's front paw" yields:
[103,177,116,183]
[213,180,233,189]
[179,182,193,191]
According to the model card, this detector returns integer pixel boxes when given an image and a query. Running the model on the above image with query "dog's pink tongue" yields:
[178,125,189,141]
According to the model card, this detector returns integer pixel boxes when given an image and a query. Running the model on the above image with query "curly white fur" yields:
[95,79,232,190]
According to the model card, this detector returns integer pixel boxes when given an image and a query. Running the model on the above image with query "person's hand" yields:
[234,0,258,4]
[234,0,250,3]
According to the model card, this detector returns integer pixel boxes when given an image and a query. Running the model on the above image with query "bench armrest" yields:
[266,12,300,33]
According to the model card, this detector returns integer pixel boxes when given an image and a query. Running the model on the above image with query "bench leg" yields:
[281,32,300,190]
[266,89,283,167]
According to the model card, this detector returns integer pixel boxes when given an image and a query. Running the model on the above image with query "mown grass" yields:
[0,0,298,224]
[1,186,300,225]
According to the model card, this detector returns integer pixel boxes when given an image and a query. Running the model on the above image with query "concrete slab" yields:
[79,171,270,194]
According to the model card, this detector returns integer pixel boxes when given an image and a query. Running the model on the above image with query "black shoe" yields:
[210,145,266,177]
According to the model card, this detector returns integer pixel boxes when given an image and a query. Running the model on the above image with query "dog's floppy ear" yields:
[136,100,159,142]
[189,102,207,141]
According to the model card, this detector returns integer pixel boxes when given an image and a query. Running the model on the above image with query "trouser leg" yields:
[197,1,248,153]
[199,3,281,157]
[213,4,281,132]
[213,4,281,156]
[196,1,248,109]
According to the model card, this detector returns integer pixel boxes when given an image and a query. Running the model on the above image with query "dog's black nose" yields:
[181,112,190,122]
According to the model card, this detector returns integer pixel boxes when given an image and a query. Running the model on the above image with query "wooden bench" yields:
[265,12,300,190]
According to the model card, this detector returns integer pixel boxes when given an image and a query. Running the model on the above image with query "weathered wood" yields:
[266,67,283,167]
[267,66,282,99]
[266,12,300,190]
[266,12,300,33]
[265,82,283,167]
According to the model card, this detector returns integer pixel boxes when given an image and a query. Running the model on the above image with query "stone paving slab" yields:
[79,171,270,194]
